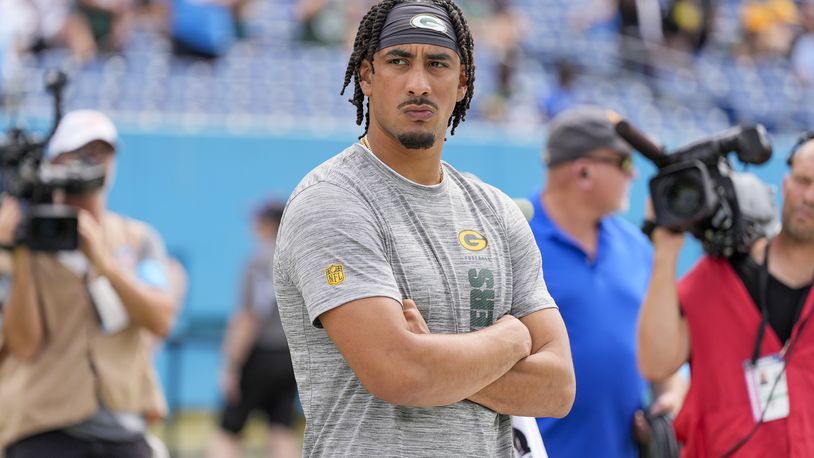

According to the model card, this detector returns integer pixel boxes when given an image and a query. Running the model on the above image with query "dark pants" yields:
[219,347,298,434]
[4,430,151,458]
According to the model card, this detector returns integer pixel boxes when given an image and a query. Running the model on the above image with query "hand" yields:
[220,368,241,404]
[633,409,652,445]
[649,390,681,417]
[402,299,430,334]
[78,210,112,275]
[0,197,21,246]
[496,314,533,358]
[645,199,685,255]
[652,227,685,256]
[633,390,681,445]
[644,197,657,222]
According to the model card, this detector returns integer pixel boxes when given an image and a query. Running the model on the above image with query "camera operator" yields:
[0,110,178,457]
[637,136,814,456]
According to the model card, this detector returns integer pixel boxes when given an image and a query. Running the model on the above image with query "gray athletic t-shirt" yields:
[275,144,556,457]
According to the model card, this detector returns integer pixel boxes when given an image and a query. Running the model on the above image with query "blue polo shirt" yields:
[530,190,653,458]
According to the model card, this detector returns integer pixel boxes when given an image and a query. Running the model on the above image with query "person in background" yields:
[528,106,685,458]
[538,60,579,121]
[73,0,139,57]
[208,200,300,458]
[638,134,814,456]
[790,1,814,86]
[0,109,180,457]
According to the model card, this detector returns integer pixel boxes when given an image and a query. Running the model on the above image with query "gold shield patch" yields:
[325,263,345,286]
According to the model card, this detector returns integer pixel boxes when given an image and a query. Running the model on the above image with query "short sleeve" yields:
[277,183,401,326]
[504,197,557,318]
[241,258,276,316]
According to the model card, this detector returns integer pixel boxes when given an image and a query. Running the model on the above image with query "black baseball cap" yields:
[543,106,632,167]
[254,200,285,222]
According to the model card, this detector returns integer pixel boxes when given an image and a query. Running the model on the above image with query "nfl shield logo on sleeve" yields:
[325,264,345,286]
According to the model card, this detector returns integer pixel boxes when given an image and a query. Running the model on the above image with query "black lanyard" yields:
[750,242,810,365]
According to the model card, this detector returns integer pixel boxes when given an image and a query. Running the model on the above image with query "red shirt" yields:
[675,256,814,457]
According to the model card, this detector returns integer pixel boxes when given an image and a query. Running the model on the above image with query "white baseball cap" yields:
[47,110,118,159]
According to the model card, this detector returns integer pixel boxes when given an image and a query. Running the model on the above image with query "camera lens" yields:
[33,219,63,239]
[666,176,703,218]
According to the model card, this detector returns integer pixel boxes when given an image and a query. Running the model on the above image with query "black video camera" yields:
[0,71,106,251]
[616,121,777,257]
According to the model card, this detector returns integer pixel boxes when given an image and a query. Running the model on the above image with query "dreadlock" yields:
[340,0,476,139]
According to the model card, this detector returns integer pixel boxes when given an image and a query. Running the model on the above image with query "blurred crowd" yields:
[3,1,814,132]
[568,0,814,66]
[0,0,249,64]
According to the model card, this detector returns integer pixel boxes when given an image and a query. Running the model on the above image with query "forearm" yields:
[101,262,175,338]
[468,347,575,417]
[222,310,260,371]
[651,372,685,398]
[364,319,530,407]
[322,297,531,408]
[3,248,44,359]
[466,309,575,417]
[649,371,688,416]
[638,249,689,380]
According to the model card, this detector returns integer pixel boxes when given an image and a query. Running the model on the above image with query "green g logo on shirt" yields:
[458,230,487,252]
[410,14,448,33]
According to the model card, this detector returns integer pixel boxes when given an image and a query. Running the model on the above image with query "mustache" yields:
[794,203,814,213]
[398,98,438,110]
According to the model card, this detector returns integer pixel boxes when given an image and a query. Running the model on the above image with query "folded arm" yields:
[467,308,575,418]
[319,296,532,408]
[461,191,575,417]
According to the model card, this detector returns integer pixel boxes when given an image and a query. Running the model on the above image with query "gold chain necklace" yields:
[360,135,444,183]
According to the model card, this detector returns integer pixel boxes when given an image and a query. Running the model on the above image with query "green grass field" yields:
[150,411,305,458]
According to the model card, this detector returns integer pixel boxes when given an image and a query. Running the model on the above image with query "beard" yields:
[397,132,436,150]
[782,204,814,243]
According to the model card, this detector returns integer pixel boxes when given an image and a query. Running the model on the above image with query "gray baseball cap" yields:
[543,106,632,167]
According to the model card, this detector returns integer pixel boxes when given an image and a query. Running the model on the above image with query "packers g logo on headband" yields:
[410,14,448,33]
[458,230,487,252]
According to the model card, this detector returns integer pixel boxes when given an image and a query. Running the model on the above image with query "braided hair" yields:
[340,0,476,138]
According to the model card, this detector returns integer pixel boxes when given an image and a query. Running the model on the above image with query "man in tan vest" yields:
[0,110,179,457]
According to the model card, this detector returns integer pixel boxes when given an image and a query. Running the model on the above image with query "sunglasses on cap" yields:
[583,154,635,174]
[788,131,814,166]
